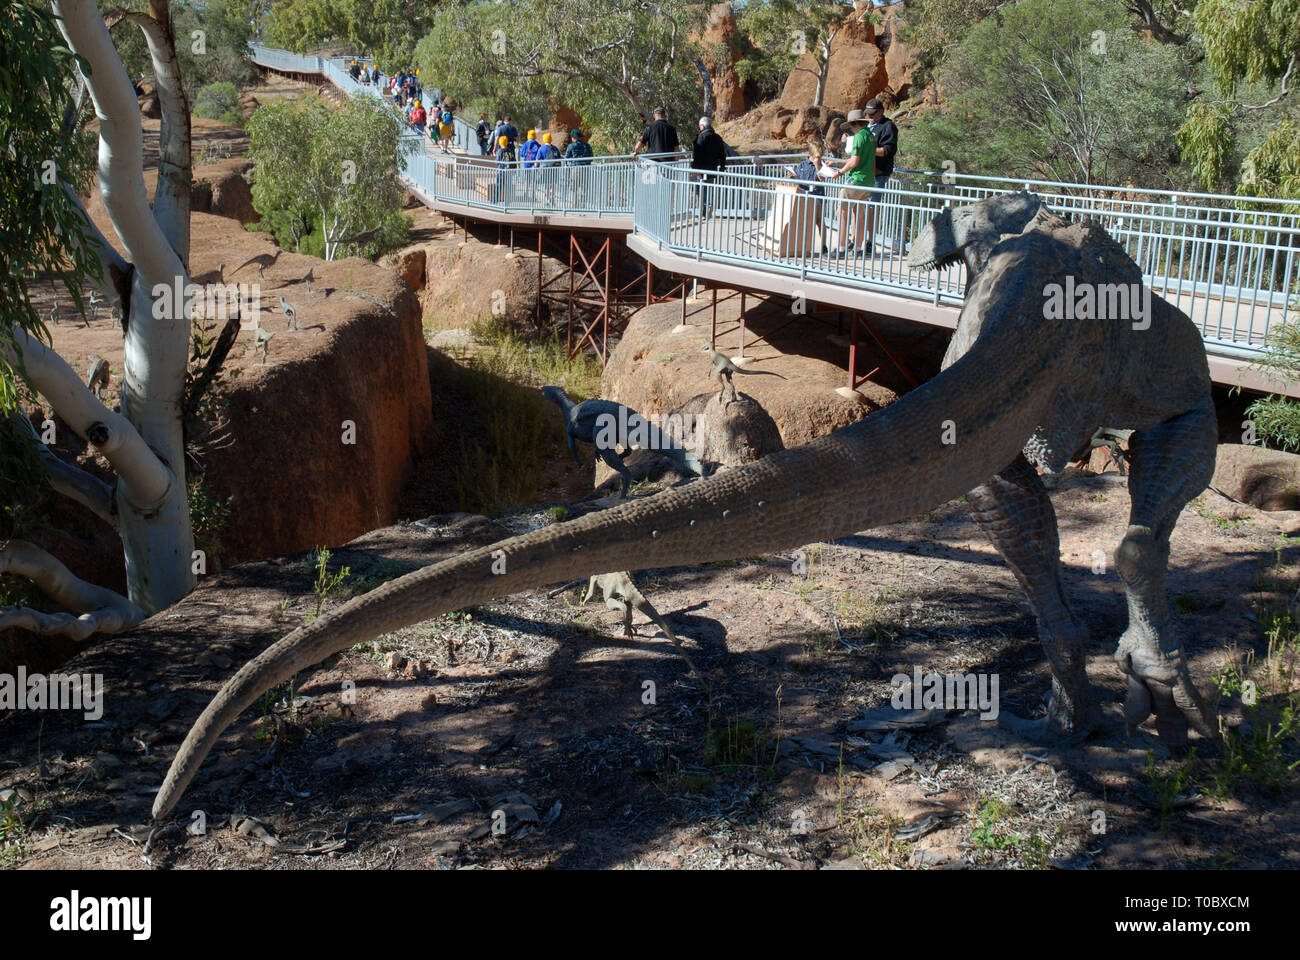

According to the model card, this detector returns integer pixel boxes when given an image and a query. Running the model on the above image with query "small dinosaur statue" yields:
[153,194,1222,820]
[254,327,274,363]
[700,344,787,406]
[234,252,279,280]
[85,355,110,399]
[542,386,706,498]
[280,296,298,331]
[582,572,700,677]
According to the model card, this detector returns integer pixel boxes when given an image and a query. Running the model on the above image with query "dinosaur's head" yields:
[541,385,569,407]
[907,191,1044,272]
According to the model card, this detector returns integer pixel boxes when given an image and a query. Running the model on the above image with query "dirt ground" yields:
[3,464,1296,870]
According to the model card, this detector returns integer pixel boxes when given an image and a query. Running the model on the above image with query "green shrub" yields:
[194,81,243,127]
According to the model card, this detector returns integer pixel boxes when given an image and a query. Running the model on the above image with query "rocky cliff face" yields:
[779,1,915,113]
[703,2,749,121]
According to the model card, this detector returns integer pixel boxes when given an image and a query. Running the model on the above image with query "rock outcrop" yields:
[1212,443,1300,511]
[703,2,749,121]
[592,296,897,488]
[192,157,257,224]
[779,1,914,114]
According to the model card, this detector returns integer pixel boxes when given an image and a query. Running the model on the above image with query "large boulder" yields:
[187,215,434,565]
[137,79,161,119]
[597,296,897,486]
[779,1,915,113]
[420,232,567,331]
[1212,444,1300,511]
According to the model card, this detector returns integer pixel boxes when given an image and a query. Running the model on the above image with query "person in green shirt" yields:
[823,108,876,257]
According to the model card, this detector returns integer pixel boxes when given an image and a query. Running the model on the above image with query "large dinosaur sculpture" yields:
[152,193,1218,820]
[542,386,706,497]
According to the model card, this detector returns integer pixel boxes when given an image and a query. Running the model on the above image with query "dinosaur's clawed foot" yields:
[997,685,1102,745]
[1115,629,1218,747]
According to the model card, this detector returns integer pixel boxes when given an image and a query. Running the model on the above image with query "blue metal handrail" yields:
[247,43,1298,361]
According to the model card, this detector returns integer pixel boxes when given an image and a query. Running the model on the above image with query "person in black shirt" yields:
[691,116,728,216]
[634,107,680,161]
[864,98,899,248]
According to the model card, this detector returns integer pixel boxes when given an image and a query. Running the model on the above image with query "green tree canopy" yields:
[415,0,707,151]
[107,0,261,99]
[247,94,413,260]
[0,0,100,412]
[904,0,1201,187]
[266,0,432,70]
[1175,0,1300,198]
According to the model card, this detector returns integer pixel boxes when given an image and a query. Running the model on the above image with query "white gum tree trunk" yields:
[46,1,196,616]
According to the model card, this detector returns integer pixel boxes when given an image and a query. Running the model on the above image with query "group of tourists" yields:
[812,98,898,257]
[474,115,595,168]
[352,56,901,246]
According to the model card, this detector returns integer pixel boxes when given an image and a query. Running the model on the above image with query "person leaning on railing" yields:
[564,129,594,208]
[634,107,681,161]
[564,128,593,165]
[863,98,897,252]
[788,139,828,251]
[822,108,875,257]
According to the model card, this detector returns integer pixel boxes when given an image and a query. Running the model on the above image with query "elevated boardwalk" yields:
[248,43,1300,397]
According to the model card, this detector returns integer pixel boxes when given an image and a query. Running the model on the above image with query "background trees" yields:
[247,95,413,260]
[903,0,1201,187]
[265,0,432,72]
[736,0,863,109]
[417,0,707,151]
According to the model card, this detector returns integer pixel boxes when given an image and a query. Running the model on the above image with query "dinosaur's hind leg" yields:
[595,447,634,498]
[1114,409,1219,748]
[967,456,1099,738]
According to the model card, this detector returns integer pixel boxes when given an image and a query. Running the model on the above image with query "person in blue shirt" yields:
[520,129,541,168]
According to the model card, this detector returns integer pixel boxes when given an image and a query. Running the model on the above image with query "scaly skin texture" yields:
[153,195,1217,820]
[911,193,1218,744]
[582,571,700,677]
[542,386,705,497]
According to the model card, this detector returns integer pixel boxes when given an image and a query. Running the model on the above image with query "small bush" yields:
[194,81,243,127]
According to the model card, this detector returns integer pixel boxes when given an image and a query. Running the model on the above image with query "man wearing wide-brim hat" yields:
[823,108,876,258]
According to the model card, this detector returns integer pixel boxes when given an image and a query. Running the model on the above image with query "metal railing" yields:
[247,43,1299,360]
[633,161,1300,358]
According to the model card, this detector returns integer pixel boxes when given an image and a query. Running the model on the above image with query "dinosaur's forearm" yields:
[154,340,1057,821]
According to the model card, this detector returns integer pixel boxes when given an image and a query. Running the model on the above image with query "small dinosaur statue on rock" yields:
[152,193,1222,821]
[700,344,787,406]
[582,572,700,677]
[542,386,706,498]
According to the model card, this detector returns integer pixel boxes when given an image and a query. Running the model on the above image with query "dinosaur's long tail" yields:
[732,369,787,379]
[153,326,1065,820]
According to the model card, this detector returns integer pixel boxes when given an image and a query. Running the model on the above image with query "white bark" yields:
[52,1,196,613]
[4,328,170,506]
[0,541,144,640]
[124,6,191,264]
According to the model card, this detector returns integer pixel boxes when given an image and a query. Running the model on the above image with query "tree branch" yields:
[3,327,172,511]
[0,540,144,640]
[9,414,118,530]
[50,0,187,290]
[1239,53,1297,111]
[123,4,191,265]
